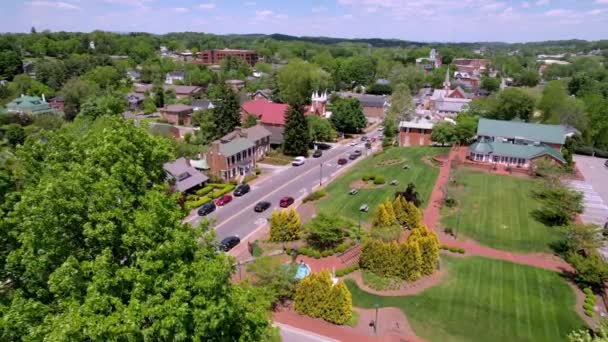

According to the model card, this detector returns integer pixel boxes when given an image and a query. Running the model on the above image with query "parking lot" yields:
[569,155,608,258]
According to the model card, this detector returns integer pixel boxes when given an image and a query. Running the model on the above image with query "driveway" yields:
[569,155,608,258]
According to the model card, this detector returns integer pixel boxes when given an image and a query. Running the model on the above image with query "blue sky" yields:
[2,0,608,42]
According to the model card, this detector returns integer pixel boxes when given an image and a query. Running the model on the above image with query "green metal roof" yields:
[6,96,54,115]
[477,118,566,145]
[219,137,254,157]
[470,141,565,163]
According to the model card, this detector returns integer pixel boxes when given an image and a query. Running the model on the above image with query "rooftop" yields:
[337,92,388,108]
[6,95,54,115]
[477,118,566,145]
[162,104,193,112]
[470,140,566,163]
[241,99,290,125]
[163,157,209,192]
[218,137,255,157]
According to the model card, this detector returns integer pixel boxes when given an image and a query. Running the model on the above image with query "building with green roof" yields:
[6,95,55,115]
[469,119,567,169]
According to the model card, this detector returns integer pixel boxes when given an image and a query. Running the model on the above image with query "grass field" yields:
[316,146,448,223]
[346,256,584,342]
[441,169,562,253]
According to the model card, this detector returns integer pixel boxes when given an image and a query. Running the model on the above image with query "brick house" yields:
[160,104,194,126]
[399,119,434,146]
[48,96,65,111]
[203,125,271,181]
[469,118,567,168]
[163,157,209,193]
[196,49,259,66]
[336,92,388,118]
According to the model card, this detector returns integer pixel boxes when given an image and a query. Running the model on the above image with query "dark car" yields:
[353,150,362,157]
[219,236,240,252]
[254,201,271,212]
[280,196,294,208]
[197,202,216,216]
[315,142,332,150]
[338,158,348,165]
[348,153,358,160]
[234,184,251,196]
[361,136,368,141]
[605,160,608,168]
[312,150,323,158]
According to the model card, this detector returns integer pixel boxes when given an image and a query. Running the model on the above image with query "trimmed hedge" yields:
[583,288,596,317]
[335,264,360,277]
[362,174,376,181]
[185,196,212,210]
[196,185,215,197]
[373,176,386,185]
[288,241,356,259]
[303,190,326,203]
[595,148,608,158]
[440,245,466,254]
[208,184,235,199]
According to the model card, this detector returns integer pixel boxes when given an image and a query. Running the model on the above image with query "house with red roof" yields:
[241,95,327,144]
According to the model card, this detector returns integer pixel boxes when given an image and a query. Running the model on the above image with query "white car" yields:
[350,141,358,146]
[292,156,306,166]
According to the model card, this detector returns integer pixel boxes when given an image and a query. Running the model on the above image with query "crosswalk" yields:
[566,180,608,259]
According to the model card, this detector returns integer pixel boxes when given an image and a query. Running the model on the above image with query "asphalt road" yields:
[186,132,382,242]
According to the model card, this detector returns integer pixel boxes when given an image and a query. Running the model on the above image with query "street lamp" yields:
[319,162,323,186]
[374,303,380,334]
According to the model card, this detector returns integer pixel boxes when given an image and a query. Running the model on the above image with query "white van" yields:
[292,156,306,166]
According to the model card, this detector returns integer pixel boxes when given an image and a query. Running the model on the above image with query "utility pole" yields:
[319,162,323,186]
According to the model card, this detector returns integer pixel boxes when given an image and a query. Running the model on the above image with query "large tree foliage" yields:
[490,88,535,121]
[430,121,456,146]
[0,51,22,81]
[329,97,367,134]
[282,104,310,156]
[539,80,587,130]
[0,116,276,341]
[59,78,100,120]
[387,83,414,122]
[307,115,336,142]
[211,85,241,137]
[276,59,330,104]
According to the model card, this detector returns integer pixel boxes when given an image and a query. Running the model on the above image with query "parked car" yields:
[361,136,368,141]
[365,142,372,149]
[605,159,608,168]
[254,201,271,212]
[349,189,359,195]
[197,202,216,216]
[315,142,332,150]
[348,153,358,160]
[219,236,240,252]
[359,204,369,212]
[279,196,295,207]
[233,184,251,196]
[350,141,358,146]
[292,156,306,166]
[215,194,233,206]
[353,150,362,157]
[312,150,323,158]
[371,137,377,142]
[338,158,348,165]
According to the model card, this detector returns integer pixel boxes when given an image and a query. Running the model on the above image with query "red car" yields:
[279,196,294,207]
[215,194,233,206]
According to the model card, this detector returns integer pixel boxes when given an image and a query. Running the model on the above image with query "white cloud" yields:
[312,6,328,13]
[254,10,287,21]
[479,1,506,12]
[197,3,216,10]
[595,0,608,4]
[544,9,575,17]
[244,1,256,5]
[172,7,188,13]
[342,14,354,19]
[27,1,81,10]
[588,8,607,15]
[521,2,530,8]
[535,0,549,5]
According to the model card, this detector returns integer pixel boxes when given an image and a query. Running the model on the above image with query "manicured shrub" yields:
[583,287,593,296]
[196,185,215,196]
[373,176,386,185]
[574,146,595,156]
[595,148,608,158]
[335,264,359,277]
[294,271,352,325]
[255,166,262,175]
[185,196,212,210]
[362,174,375,181]
[269,208,301,242]
[303,190,326,203]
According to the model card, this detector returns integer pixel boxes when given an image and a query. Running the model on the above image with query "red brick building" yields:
[399,120,434,146]
[197,49,259,66]
[160,104,194,126]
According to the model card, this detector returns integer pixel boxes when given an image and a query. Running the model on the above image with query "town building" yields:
[197,49,259,66]
[469,118,566,168]
[416,48,442,73]
[165,71,186,85]
[135,84,203,99]
[192,99,214,112]
[398,118,435,146]
[6,95,55,115]
[48,96,65,111]
[250,89,272,101]
[336,92,389,118]
[225,79,245,91]
[163,157,209,193]
[126,92,145,111]
[126,70,140,82]
[160,104,194,126]
[240,99,289,144]
[427,70,472,115]
[203,125,271,181]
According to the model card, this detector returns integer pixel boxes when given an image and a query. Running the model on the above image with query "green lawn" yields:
[347,256,584,342]
[441,169,562,253]
[316,146,447,223]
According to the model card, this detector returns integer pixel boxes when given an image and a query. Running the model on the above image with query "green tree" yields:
[9,74,53,97]
[533,179,584,226]
[269,209,301,242]
[283,103,310,156]
[307,115,336,142]
[246,256,298,306]
[330,98,367,134]
[220,55,252,80]
[34,59,67,90]
[403,200,423,229]
[480,76,500,92]
[409,226,440,275]
[560,223,605,254]
[326,280,352,325]
[59,78,100,120]
[514,69,540,87]
[372,201,396,228]
[0,50,23,81]
[212,85,241,137]
[454,114,478,144]
[567,252,608,289]
[305,213,346,250]
[491,88,535,121]
[389,65,425,93]
[387,83,414,122]
[277,59,330,104]
[2,124,26,146]
[243,113,258,128]
[191,109,218,144]
[568,319,608,341]
[83,65,121,90]
[294,271,352,325]
[338,56,375,87]
[0,117,276,341]
[79,94,126,120]
[430,121,456,146]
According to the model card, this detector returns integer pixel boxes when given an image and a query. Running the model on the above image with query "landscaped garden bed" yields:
[184,183,235,210]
